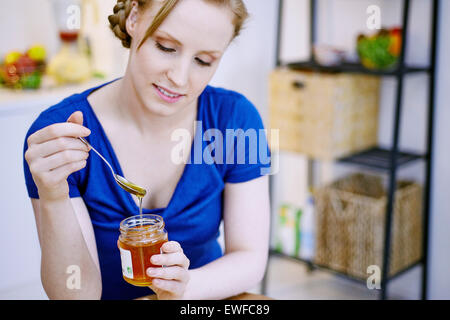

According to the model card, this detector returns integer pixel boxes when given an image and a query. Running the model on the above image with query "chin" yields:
[146,104,175,117]
[146,99,179,117]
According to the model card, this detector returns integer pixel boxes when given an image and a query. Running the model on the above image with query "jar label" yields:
[119,247,133,279]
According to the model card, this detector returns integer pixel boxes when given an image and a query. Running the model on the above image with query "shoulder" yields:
[203,85,257,114]
[25,84,102,139]
[39,94,87,123]
[201,85,265,130]
[25,96,82,141]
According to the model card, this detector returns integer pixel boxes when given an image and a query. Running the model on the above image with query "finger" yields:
[38,149,89,172]
[36,137,90,158]
[161,241,183,254]
[67,111,84,125]
[35,159,87,187]
[151,252,190,269]
[147,266,189,282]
[28,122,91,146]
[151,279,184,295]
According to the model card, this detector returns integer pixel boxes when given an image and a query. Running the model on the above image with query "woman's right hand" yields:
[25,111,91,201]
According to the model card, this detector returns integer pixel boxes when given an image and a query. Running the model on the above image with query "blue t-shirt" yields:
[23,79,271,300]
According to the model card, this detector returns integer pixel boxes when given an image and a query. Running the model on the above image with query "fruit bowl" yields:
[357,27,402,70]
[0,45,47,90]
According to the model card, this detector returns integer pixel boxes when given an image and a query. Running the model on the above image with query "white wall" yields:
[0,1,59,58]
[210,0,278,122]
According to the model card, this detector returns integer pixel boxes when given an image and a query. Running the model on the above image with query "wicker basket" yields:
[269,68,380,159]
[314,173,423,279]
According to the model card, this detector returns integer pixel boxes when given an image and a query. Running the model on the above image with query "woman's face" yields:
[126,0,235,117]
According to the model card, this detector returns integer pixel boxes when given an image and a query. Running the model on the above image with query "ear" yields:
[126,1,140,38]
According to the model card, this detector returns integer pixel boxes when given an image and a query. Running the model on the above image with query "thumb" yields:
[67,111,84,126]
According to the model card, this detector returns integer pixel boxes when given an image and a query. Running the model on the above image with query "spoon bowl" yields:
[114,174,147,198]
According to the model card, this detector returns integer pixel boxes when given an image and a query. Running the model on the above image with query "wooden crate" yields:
[314,173,423,279]
[269,68,380,159]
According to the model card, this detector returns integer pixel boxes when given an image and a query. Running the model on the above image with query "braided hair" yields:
[108,0,249,49]
[108,0,138,48]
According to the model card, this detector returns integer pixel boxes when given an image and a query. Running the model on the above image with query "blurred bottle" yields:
[299,189,315,261]
[47,0,91,84]
[275,203,302,257]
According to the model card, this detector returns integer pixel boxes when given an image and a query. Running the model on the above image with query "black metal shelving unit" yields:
[262,0,440,300]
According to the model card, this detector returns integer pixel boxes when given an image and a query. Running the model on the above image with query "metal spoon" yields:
[79,137,147,198]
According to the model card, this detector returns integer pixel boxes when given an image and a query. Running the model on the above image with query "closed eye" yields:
[155,42,175,53]
[155,41,212,67]
[195,57,211,67]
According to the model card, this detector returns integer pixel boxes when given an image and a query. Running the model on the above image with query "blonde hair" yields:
[108,0,249,49]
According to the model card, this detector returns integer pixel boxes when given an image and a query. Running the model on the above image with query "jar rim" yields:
[119,214,165,234]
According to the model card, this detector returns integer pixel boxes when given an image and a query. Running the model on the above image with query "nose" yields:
[167,57,190,88]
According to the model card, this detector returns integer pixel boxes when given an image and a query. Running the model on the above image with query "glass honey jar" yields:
[118,214,168,287]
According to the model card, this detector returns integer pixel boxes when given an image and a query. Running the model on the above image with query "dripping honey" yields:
[116,175,146,221]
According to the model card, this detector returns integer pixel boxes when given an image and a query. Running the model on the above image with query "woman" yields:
[23,0,271,300]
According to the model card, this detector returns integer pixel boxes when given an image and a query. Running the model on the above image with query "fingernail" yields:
[164,242,175,251]
[147,268,157,276]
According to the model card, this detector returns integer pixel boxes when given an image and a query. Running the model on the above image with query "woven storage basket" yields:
[269,68,380,159]
[314,173,423,279]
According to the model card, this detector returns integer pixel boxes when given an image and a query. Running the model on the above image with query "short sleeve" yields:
[23,112,81,199]
[223,96,272,183]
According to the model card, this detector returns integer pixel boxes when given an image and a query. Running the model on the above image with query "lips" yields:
[152,84,185,103]
[153,84,184,97]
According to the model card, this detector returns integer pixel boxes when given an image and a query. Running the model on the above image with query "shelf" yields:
[270,250,365,285]
[286,61,431,76]
[266,0,438,300]
[337,147,426,171]
[270,250,423,285]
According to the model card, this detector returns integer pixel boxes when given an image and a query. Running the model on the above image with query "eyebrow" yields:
[156,30,222,55]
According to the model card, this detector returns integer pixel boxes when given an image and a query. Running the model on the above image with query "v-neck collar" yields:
[81,78,203,216]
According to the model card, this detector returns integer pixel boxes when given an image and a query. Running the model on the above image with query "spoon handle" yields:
[79,137,115,176]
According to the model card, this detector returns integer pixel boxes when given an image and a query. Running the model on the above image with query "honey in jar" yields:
[118,214,168,287]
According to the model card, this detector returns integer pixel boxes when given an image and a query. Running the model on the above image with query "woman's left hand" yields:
[147,241,190,300]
